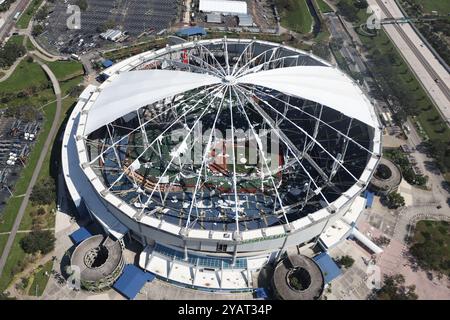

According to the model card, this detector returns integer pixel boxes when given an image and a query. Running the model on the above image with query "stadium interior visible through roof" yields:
[63,38,382,292]
[84,40,378,232]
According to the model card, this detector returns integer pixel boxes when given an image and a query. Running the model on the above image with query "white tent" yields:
[199,0,247,15]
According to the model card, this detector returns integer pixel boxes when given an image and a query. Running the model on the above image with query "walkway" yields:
[0,60,62,279]
[0,228,55,235]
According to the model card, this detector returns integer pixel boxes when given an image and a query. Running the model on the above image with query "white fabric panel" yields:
[85,70,221,135]
[237,66,377,127]
[62,89,129,239]
[199,0,247,14]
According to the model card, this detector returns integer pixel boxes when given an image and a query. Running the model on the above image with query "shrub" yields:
[336,255,355,268]
[30,177,55,206]
[20,230,55,254]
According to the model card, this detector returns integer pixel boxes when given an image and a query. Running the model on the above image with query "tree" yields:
[337,1,358,22]
[312,42,331,61]
[409,221,450,275]
[20,230,55,254]
[76,0,88,11]
[336,255,354,268]
[386,192,405,209]
[97,19,115,33]
[0,40,26,68]
[31,24,44,37]
[354,0,368,10]
[427,140,450,172]
[30,177,55,206]
[370,274,418,300]
[35,5,49,22]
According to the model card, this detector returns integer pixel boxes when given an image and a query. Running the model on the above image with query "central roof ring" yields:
[223,75,237,85]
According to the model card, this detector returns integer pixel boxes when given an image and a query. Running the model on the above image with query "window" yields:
[216,243,227,252]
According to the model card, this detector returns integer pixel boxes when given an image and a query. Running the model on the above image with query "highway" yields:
[371,0,450,123]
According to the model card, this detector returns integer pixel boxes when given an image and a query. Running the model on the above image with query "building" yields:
[238,14,253,27]
[62,38,382,293]
[206,13,222,24]
[369,158,402,196]
[70,235,124,291]
[175,26,207,38]
[199,0,247,15]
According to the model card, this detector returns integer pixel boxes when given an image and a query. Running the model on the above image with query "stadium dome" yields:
[62,38,382,292]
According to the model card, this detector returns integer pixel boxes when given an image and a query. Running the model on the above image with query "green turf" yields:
[0,234,8,258]
[315,0,333,13]
[0,59,49,93]
[411,0,450,14]
[47,61,84,81]
[6,35,25,47]
[25,36,35,52]
[28,260,53,296]
[16,0,44,29]
[0,233,26,292]
[60,75,84,96]
[276,0,313,34]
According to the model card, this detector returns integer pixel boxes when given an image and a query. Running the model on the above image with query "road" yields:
[0,60,61,279]
[369,0,450,124]
[0,0,30,43]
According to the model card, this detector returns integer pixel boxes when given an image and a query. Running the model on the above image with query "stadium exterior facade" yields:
[62,38,382,291]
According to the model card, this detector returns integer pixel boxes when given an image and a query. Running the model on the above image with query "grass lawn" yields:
[0,233,26,292]
[60,75,84,95]
[0,59,49,93]
[47,61,84,81]
[25,36,35,52]
[16,0,43,29]
[411,220,450,276]
[0,234,8,258]
[276,0,313,34]
[28,259,53,296]
[6,35,25,47]
[20,95,79,231]
[412,0,450,14]
[315,0,333,13]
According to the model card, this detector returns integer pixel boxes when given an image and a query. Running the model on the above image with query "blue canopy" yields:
[69,227,92,245]
[102,59,113,68]
[113,264,155,300]
[176,26,207,37]
[313,252,342,284]
[364,190,374,208]
[255,288,268,299]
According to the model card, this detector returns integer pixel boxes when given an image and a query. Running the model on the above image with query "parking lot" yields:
[0,112,42,216]
[38,0,179,54]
